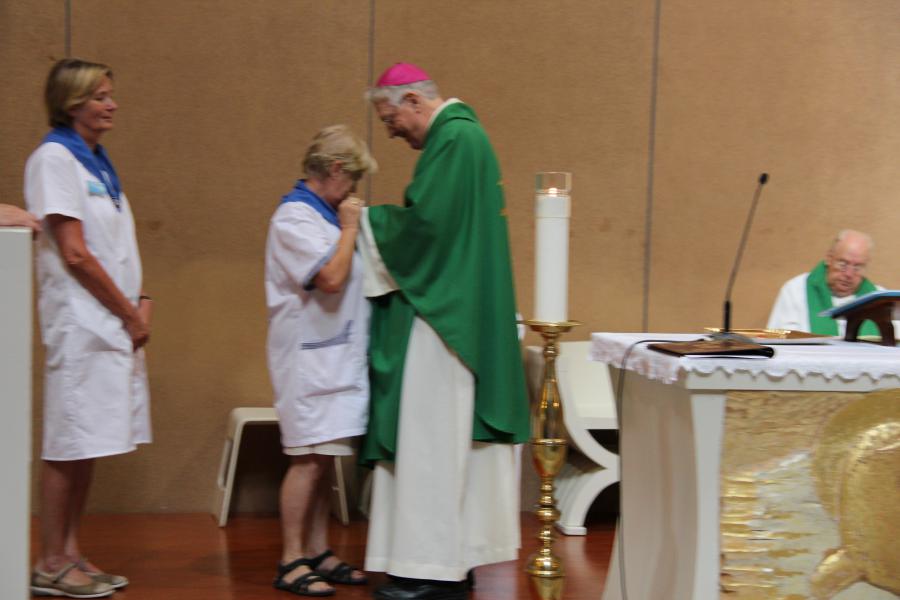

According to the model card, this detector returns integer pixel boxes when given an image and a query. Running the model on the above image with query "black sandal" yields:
[274,557,335,597]
[308,549,368,585]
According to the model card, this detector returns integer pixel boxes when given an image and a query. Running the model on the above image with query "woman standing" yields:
[265,125,375,596]
[25,58,151,599]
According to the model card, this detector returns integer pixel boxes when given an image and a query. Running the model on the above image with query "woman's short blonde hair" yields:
[45,58,113,128]
[303,125,378,180]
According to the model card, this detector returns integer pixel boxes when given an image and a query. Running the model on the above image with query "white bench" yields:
[525,341,620,535]
[213,407,349,527]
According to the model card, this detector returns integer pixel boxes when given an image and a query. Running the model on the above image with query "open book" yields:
[818,289,900,319]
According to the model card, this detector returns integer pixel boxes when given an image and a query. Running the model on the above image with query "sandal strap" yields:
[75,557,99,576]
[288,570,328,593]
[318,559,366,585]
[49,562,79,583]
[277,556,316,577]
[325,562,353,579]
[307,549,334,569]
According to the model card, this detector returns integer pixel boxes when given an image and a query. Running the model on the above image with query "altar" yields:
[591,333,900,600]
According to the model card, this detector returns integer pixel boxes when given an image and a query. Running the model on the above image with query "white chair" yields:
[213,407,349,527]
[525,341,620,535]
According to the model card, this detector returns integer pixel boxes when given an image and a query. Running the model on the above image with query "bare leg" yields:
[37,459,94,585]
[279,455,332,594]
[63,459,94,564]
[306,457,365,583]
[304,465,332,557]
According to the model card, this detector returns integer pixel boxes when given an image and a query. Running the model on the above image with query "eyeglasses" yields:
[832,260,866,274]
[379,111,397,127]
[378,98,411,127]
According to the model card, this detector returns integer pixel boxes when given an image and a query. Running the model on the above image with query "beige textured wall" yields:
[649,1,900,331]
[1,1,898,512]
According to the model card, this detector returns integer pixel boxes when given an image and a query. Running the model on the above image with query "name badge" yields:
[87,180,107,197]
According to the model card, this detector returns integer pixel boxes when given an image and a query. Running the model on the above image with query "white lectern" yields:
[0,228,32,600]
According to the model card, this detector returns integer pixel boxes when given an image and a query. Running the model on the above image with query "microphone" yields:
[720,173,769,337]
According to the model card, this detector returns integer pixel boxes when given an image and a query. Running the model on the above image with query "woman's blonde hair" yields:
[303,125,377,180]
[45,58,113,128]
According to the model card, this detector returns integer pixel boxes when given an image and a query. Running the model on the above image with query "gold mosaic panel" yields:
[720,390,900,599]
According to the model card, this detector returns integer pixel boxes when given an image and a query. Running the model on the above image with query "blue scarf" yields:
[281,180,339,229]
[43,126,122,211]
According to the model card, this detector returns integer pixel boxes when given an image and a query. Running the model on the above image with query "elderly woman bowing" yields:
[265,125,376,597]
[25,58,151,598]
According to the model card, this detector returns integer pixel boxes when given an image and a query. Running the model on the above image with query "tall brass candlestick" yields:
[525,319,579,600]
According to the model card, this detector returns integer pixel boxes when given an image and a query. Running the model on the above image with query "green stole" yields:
[360,102,529,465]
[806,261,878,335]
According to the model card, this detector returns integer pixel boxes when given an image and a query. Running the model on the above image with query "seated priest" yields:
[767,229,893,336]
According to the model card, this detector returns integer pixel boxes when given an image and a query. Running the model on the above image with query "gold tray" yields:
[704,328,832,342]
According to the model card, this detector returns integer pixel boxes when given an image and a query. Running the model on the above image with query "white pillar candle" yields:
[534,173,571,322]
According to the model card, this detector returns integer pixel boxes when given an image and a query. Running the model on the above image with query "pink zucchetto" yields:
[375,62,432,87]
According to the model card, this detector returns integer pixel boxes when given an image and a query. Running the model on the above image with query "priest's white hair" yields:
[831,229,874,253]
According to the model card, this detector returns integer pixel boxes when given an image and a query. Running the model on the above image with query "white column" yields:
[0,228,32,600]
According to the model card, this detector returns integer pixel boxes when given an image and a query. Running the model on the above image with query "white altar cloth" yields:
[590,332,900,386]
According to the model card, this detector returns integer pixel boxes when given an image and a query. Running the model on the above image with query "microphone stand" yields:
[711,173,769,343]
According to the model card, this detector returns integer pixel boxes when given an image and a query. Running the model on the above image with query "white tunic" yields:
[264,202,369,448]
[767,272,891,335]
[25,142,151,461]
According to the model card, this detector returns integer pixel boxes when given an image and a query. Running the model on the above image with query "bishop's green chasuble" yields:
[360,102,529,465]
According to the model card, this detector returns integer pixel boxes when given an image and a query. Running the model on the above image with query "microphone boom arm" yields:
[722,173,769,333]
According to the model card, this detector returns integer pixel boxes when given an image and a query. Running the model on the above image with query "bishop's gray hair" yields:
[365,80,440,106]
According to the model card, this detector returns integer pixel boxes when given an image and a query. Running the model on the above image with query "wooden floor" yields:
[30,512,615,599]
